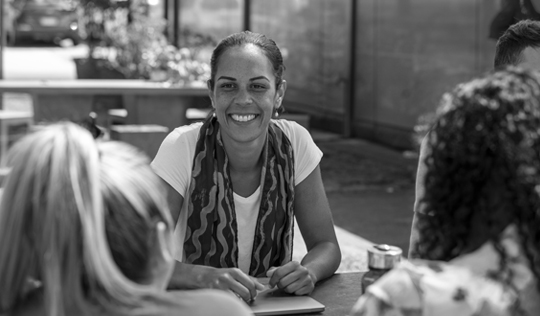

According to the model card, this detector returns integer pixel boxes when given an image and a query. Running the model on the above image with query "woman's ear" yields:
[278,80,287,101]
[207,80,215,109]
[275,80,287,110]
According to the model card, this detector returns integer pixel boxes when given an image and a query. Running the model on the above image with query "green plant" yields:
[79,0,211,86]
[79,0,125,57]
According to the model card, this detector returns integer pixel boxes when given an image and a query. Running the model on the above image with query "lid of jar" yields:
[367,244,402,269]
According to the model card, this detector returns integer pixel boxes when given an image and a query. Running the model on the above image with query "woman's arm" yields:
[164,180,182,225]
[408,135,429,259]
[268,165,341,295]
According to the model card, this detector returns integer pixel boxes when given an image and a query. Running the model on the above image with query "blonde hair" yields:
[98,140,172,284]
[0,122,177,316]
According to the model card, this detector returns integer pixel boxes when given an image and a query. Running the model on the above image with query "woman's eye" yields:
[252,84,267,90]
[220,83,235,89]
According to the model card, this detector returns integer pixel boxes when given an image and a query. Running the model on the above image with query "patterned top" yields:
[351,227,539,316]
[184,116,295,277]
[351,259,519,316]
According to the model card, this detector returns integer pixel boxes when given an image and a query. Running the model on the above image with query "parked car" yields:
[14,0,81,45]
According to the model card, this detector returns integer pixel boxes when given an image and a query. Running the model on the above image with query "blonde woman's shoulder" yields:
[165,289,252,316]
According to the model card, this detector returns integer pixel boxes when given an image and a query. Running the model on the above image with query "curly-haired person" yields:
[351,68,540,316]
[410,19,540,258]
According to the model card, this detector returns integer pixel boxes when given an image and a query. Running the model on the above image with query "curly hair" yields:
[414,67,540,297]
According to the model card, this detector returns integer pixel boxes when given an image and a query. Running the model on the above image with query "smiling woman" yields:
[211,44,286,147]
[151,31,341,303]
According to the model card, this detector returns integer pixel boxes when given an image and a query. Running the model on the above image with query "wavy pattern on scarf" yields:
[184,117,294,276]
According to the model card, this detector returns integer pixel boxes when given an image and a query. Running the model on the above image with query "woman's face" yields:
[209,44,285,145]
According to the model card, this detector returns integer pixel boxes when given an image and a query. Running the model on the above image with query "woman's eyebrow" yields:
[217,76,236,81]
[250,76,270,82]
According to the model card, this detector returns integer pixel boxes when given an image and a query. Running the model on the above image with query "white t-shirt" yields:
[151,119,323,273]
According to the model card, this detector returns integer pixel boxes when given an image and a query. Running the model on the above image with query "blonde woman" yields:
[0,122,252,316]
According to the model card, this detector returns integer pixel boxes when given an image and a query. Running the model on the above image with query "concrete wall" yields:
[174,0,501,150]
[251,0,499,150]
[251,0,350,134]
[352,0,498,149]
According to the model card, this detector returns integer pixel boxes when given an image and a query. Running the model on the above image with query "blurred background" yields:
[0,0,518,149]
[0,0,534,270]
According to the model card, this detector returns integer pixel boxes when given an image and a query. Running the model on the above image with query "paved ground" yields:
[293,130,419,272]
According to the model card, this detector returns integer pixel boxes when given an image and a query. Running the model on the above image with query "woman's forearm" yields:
[301,241,341,284]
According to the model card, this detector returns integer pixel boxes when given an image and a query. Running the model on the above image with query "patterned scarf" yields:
[184,116,295,277]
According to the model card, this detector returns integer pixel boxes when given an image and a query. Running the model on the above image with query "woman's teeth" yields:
[231,114,256,122]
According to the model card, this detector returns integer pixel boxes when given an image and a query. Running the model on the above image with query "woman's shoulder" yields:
[271,119,316,153]
[154,122,202,159]
[163,289,252,316]
[167,122,203,142]
[271,118,310,138]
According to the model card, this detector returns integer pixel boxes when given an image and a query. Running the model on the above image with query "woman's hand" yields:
[198,266,266,302]
[267,261,317,295]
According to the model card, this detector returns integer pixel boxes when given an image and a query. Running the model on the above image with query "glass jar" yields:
[361,244,402,293]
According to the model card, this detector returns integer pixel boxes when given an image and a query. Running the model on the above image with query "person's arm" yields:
[268,165,341,295]
[409,212,433,259]
[163,181,265,302]
[164,180,182,225]
[408,135,430,259]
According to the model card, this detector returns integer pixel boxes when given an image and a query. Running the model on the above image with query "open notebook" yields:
[249,279,325,316]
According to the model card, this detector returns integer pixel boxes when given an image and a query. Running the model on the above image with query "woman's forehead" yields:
[215,44,274,78]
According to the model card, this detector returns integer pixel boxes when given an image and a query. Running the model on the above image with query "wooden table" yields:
[0,79,210,131]
[296,272,364,316]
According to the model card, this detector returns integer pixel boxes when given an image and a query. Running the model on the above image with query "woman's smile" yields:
[230,114,259,122]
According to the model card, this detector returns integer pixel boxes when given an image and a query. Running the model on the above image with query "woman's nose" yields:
[236,88,253,105]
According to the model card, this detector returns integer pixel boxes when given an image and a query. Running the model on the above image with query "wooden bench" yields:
[0,79,210,131]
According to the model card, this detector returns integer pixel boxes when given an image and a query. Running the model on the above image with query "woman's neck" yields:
[221,135,265,173]
[221,135,266,198]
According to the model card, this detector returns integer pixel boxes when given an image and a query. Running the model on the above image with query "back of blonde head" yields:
[0,122,176,316]
[0,123,102,315]
[98,140,173,285]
